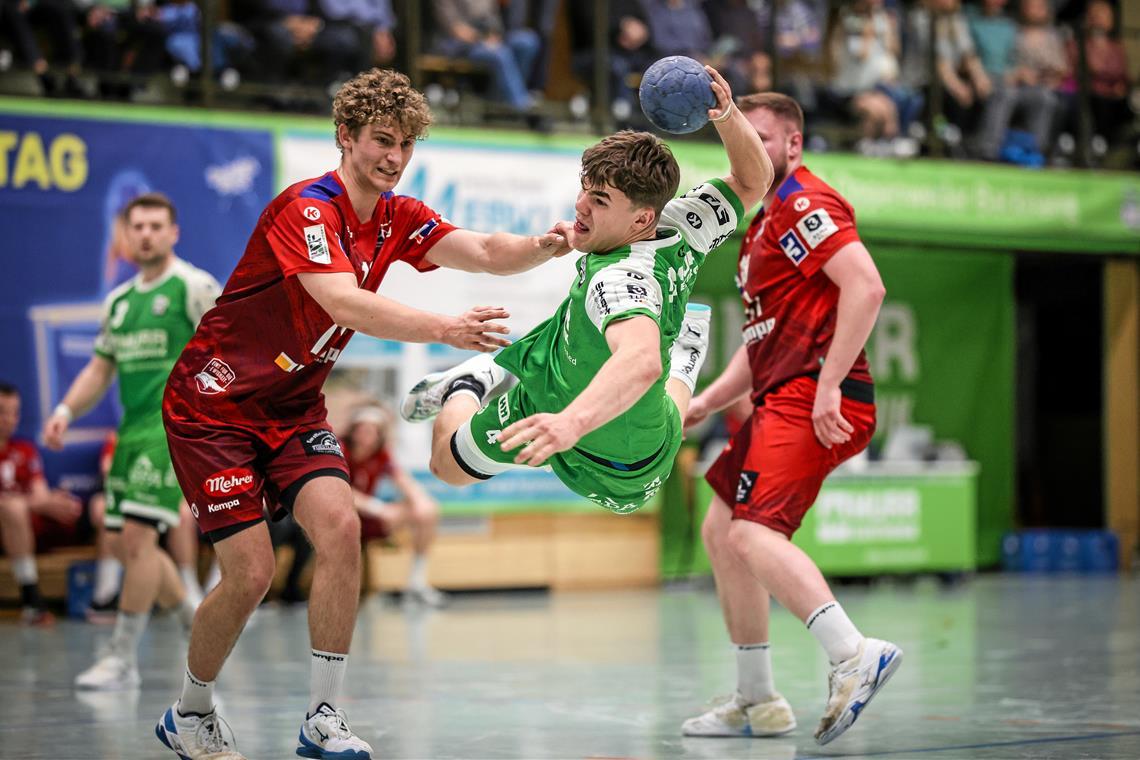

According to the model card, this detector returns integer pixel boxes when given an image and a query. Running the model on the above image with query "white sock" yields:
[180,565,203,597]
[93,558,122,603]
[204,561,221,593]
[178,667,215,716]
[806,601,863,665]
[735,642,776,703]
[12,556,37,585]
[408,554,428,591]
[309,649,347,716]
[110,610,149,661]
[177,596,197,631]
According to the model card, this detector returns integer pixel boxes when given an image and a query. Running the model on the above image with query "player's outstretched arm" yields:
[298,271,511,352]
[686,344,753,429]
[42,355,116,450]
[705,65,774,213]
[498,316,661,467]
[424,225,571,275]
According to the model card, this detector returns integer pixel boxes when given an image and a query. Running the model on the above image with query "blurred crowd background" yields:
[1,0,1137,169]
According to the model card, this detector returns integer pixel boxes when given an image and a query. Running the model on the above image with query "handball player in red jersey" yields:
[681,93,901,747]
[154,68,570,760]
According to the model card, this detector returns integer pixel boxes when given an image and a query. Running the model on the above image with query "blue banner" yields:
[1,114,275,490]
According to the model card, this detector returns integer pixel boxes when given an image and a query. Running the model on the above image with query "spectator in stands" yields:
[431,0,540,112]
[0,382,82,625]
[0,0,84,95]
[1004,0,1065,149]
[567,0,652,122]
[903,0,992,146]
[151,0,254,80]
[317,0,396,68]
[233,0,366,84]
[639,0,711,62]
[969,0,1057,160]
[505,0,557,93]
[705,0,771,96]
[1061,0,1131,144]
[831,0,921,148]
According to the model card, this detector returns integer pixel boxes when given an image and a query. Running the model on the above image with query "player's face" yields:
[0,394,19,440]
[744,108,799,186]
[351,420,387,456]
[125,207,178,267]
[571,182,655,253]
[343,122,415,194]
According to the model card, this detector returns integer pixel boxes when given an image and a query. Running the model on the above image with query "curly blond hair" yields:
[332,69,433,151]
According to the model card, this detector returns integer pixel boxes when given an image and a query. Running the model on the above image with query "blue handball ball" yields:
[638,56,716,134]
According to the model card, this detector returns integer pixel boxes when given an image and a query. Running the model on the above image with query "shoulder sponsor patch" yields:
[303,205,321,221]
[303,224,331,264]
[779,229,809,265]
[795,208,839,249]
[409,219,440,244]
[793,196,810,212]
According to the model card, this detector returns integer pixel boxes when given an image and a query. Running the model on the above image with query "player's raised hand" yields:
[705,65,733,122]
[42,412,70,451]
[498,411,583,467]
[811,382,854,449]
[442,306,511,353]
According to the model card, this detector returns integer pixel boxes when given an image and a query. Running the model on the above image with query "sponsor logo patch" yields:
[304,224,331,264]
[409,219,440,244]
[299,429,344,458]
[685,211,703,229]
[793,196,810,212]
[779,229,809,265]
[796,208,839,249]
[204,467,255,498]
[207,498,240,513]
[190,502,199,518]
[151,294,170,316]
[736,470,759,504]
[194,358,236,395]
[303,205,321,221]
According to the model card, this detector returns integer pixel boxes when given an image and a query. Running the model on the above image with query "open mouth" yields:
[375,167,398,178]
[574,219,589,234]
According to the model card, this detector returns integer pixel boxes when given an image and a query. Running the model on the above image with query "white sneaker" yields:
[814,637,903,745]
[297,703,373,759]
[682,691,796,737]
[403,585,448,608]
[400,353,508,422]
[669,303,712,392]
[75,651,140,691]
[155,703,245,759]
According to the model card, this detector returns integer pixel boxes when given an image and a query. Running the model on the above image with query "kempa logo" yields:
[208,498,240,513]
[204,468,255,497]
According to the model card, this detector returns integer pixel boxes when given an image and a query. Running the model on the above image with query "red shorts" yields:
[705,376,876,538]
[165,415,350,542]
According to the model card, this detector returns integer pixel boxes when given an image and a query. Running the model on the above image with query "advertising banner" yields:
[1,112,274,490]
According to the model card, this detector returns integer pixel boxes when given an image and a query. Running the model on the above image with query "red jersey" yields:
[343,443,396,495]
[165,172,456,446]
[738,166,872,403]
[0,438,45,494]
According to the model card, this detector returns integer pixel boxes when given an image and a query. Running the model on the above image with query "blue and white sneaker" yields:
[155,702,245,759]
[814,638,903,745]
[297,703,373,759]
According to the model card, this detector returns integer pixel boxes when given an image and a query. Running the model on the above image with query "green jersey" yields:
[95,257,220,442]
[495,178,744,462]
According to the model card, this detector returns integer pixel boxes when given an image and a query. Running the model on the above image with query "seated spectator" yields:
[0,382,82,625]
[316,0,396,68]
[431,0,540,112]
[639,0,711,62]
[149,0,254,79]
[0,0,83,95]
[233,0,367,85]
[705,0,771,96]
[1061,0,1131,143]
[831,0,922,144]
[903,0,992,146]
[504,0,557,93]
[567,0,652,121]
[278,404,446,606]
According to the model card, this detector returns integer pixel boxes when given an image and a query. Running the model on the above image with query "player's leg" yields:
[682,418,795,738]
[724,382,899,745]
[167,500,204,607]
[87,492,123,618]
[402,496,446,606]
[0,492,52,625]
[430,393,484,486]
[290,475,373,758]
[666,303,713,421]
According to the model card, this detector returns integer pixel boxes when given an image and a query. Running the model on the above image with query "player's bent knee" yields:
[726,519,760,562]
[311,507,361,554]
[429,450,468,487]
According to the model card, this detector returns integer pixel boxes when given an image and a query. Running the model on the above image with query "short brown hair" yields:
[736,93,804,134]
[123,192,177,224]
[580,130,680,217]
[333,68,433,150]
